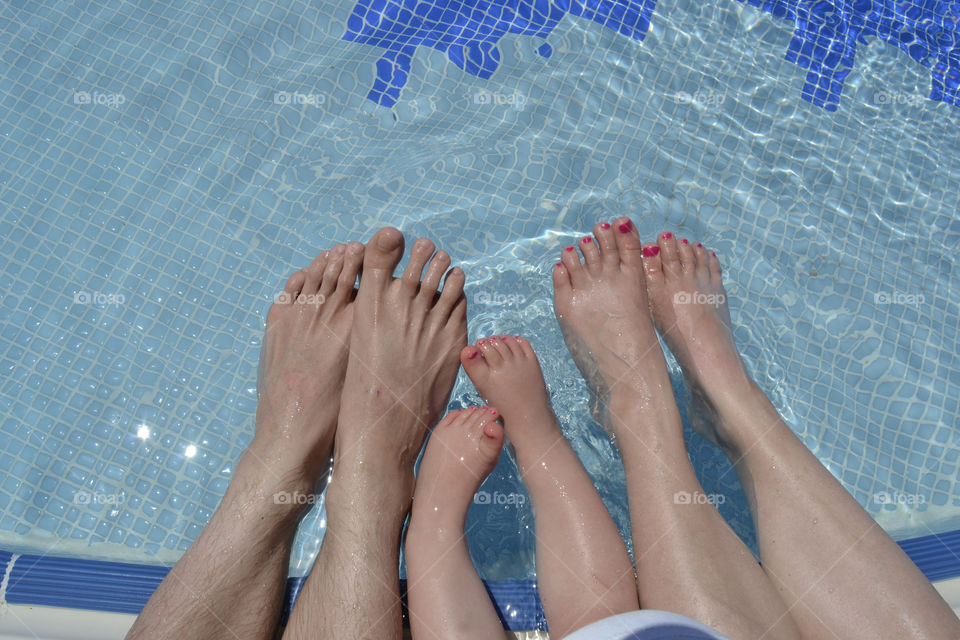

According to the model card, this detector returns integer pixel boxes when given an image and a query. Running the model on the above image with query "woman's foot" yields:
[552,218,680,444]
[250,242,364,489]
[640,232,754,452]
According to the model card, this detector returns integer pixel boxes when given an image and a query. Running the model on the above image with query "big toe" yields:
[358,227,405,296]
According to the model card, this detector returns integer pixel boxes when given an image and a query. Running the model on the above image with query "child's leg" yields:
[462,336,639,638]
[405,407,511,640]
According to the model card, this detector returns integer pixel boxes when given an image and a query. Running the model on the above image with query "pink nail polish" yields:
[581,237,592,243]
[514,335,521,340]
[663,232,672,239]
[470,406,478,411]
[555,262,563,267]
[643,245,660,257]
[712,252,717,257]
[565,246,575,252]
[618,221,632,233]
[600,222,610,229]
[501,335,509,340]
[478,339,486,345]
[468,350,478,359]
[489,335,497,341]
[680,238,689,244]
[696,243,702,248]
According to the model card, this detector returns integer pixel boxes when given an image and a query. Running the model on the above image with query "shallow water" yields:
[0,0,958,582]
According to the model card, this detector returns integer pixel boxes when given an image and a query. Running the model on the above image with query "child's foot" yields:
[406,408,511,640]
[641,232,754,451]
[409,407,504,532]
[251,242,364,487]
[461,334,642,635]
[460,335,564,471]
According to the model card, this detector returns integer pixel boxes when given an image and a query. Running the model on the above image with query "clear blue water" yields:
[0,0,958,584]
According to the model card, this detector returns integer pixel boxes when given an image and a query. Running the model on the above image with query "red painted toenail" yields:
[712,252,717,257]
[600,222,610,229]
[489,336,497,341]
[478,339,486,345]
[663,232,672,239]
[643,245,660,257]
[680,238,689,244]
[581,237,592,243]
[565,246,575,252]
[618,221,632,233]
[514,335,521,339]
[555,262,563,267]
[468,350,478,359]
[696,243,703,248]
[501,335,509,340]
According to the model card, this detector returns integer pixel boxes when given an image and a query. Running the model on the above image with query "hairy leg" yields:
[128,243,364,640]
[282,229,467,640]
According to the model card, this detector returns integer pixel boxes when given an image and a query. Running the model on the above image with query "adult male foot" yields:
[283,228,468,640]
[128,243,364,640]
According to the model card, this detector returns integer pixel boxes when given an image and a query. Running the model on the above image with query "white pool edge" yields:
[1,577,957,640]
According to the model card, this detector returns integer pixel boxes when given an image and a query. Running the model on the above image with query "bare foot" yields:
[251,242,364,487]
[409,407,504,532]
[461,334,642,636]
[460,335,561,465]
[641,232,753,451]
[552,218,676,439]
[406,408,510,640]
[332,228,468,507]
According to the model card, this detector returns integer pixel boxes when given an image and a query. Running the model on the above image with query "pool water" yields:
[0,0,958,588]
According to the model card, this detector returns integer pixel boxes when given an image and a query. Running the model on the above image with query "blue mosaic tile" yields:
[344,0,660,106]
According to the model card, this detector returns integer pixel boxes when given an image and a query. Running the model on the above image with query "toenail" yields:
[478,339,486,345]
[600,222,611,229]
[565,246,575,252]
[581,237,592,243]
[468,350,479,359]
[555,262,563,268]
[470,406,477,411]
[501,335,509,340]
[696,243,703,248]
[662,232,672,239]
[514,335,521,340]
[680,238,689,244]
[712,251,717,257]
[618,221,632,233]
[643,245,660,257]
[489,336,497,341]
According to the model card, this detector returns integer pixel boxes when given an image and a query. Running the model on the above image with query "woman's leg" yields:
[405,407,511,640]
[553,220,799,639]
[642,231,960,639]
[462,335,640,638]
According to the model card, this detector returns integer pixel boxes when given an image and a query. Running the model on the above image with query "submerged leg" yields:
[405,407,511,640]
[462,334,640,638]
[642,230,960,639]
[282,229,468,640]
[127,243,364,640]
[553,220,799,639]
